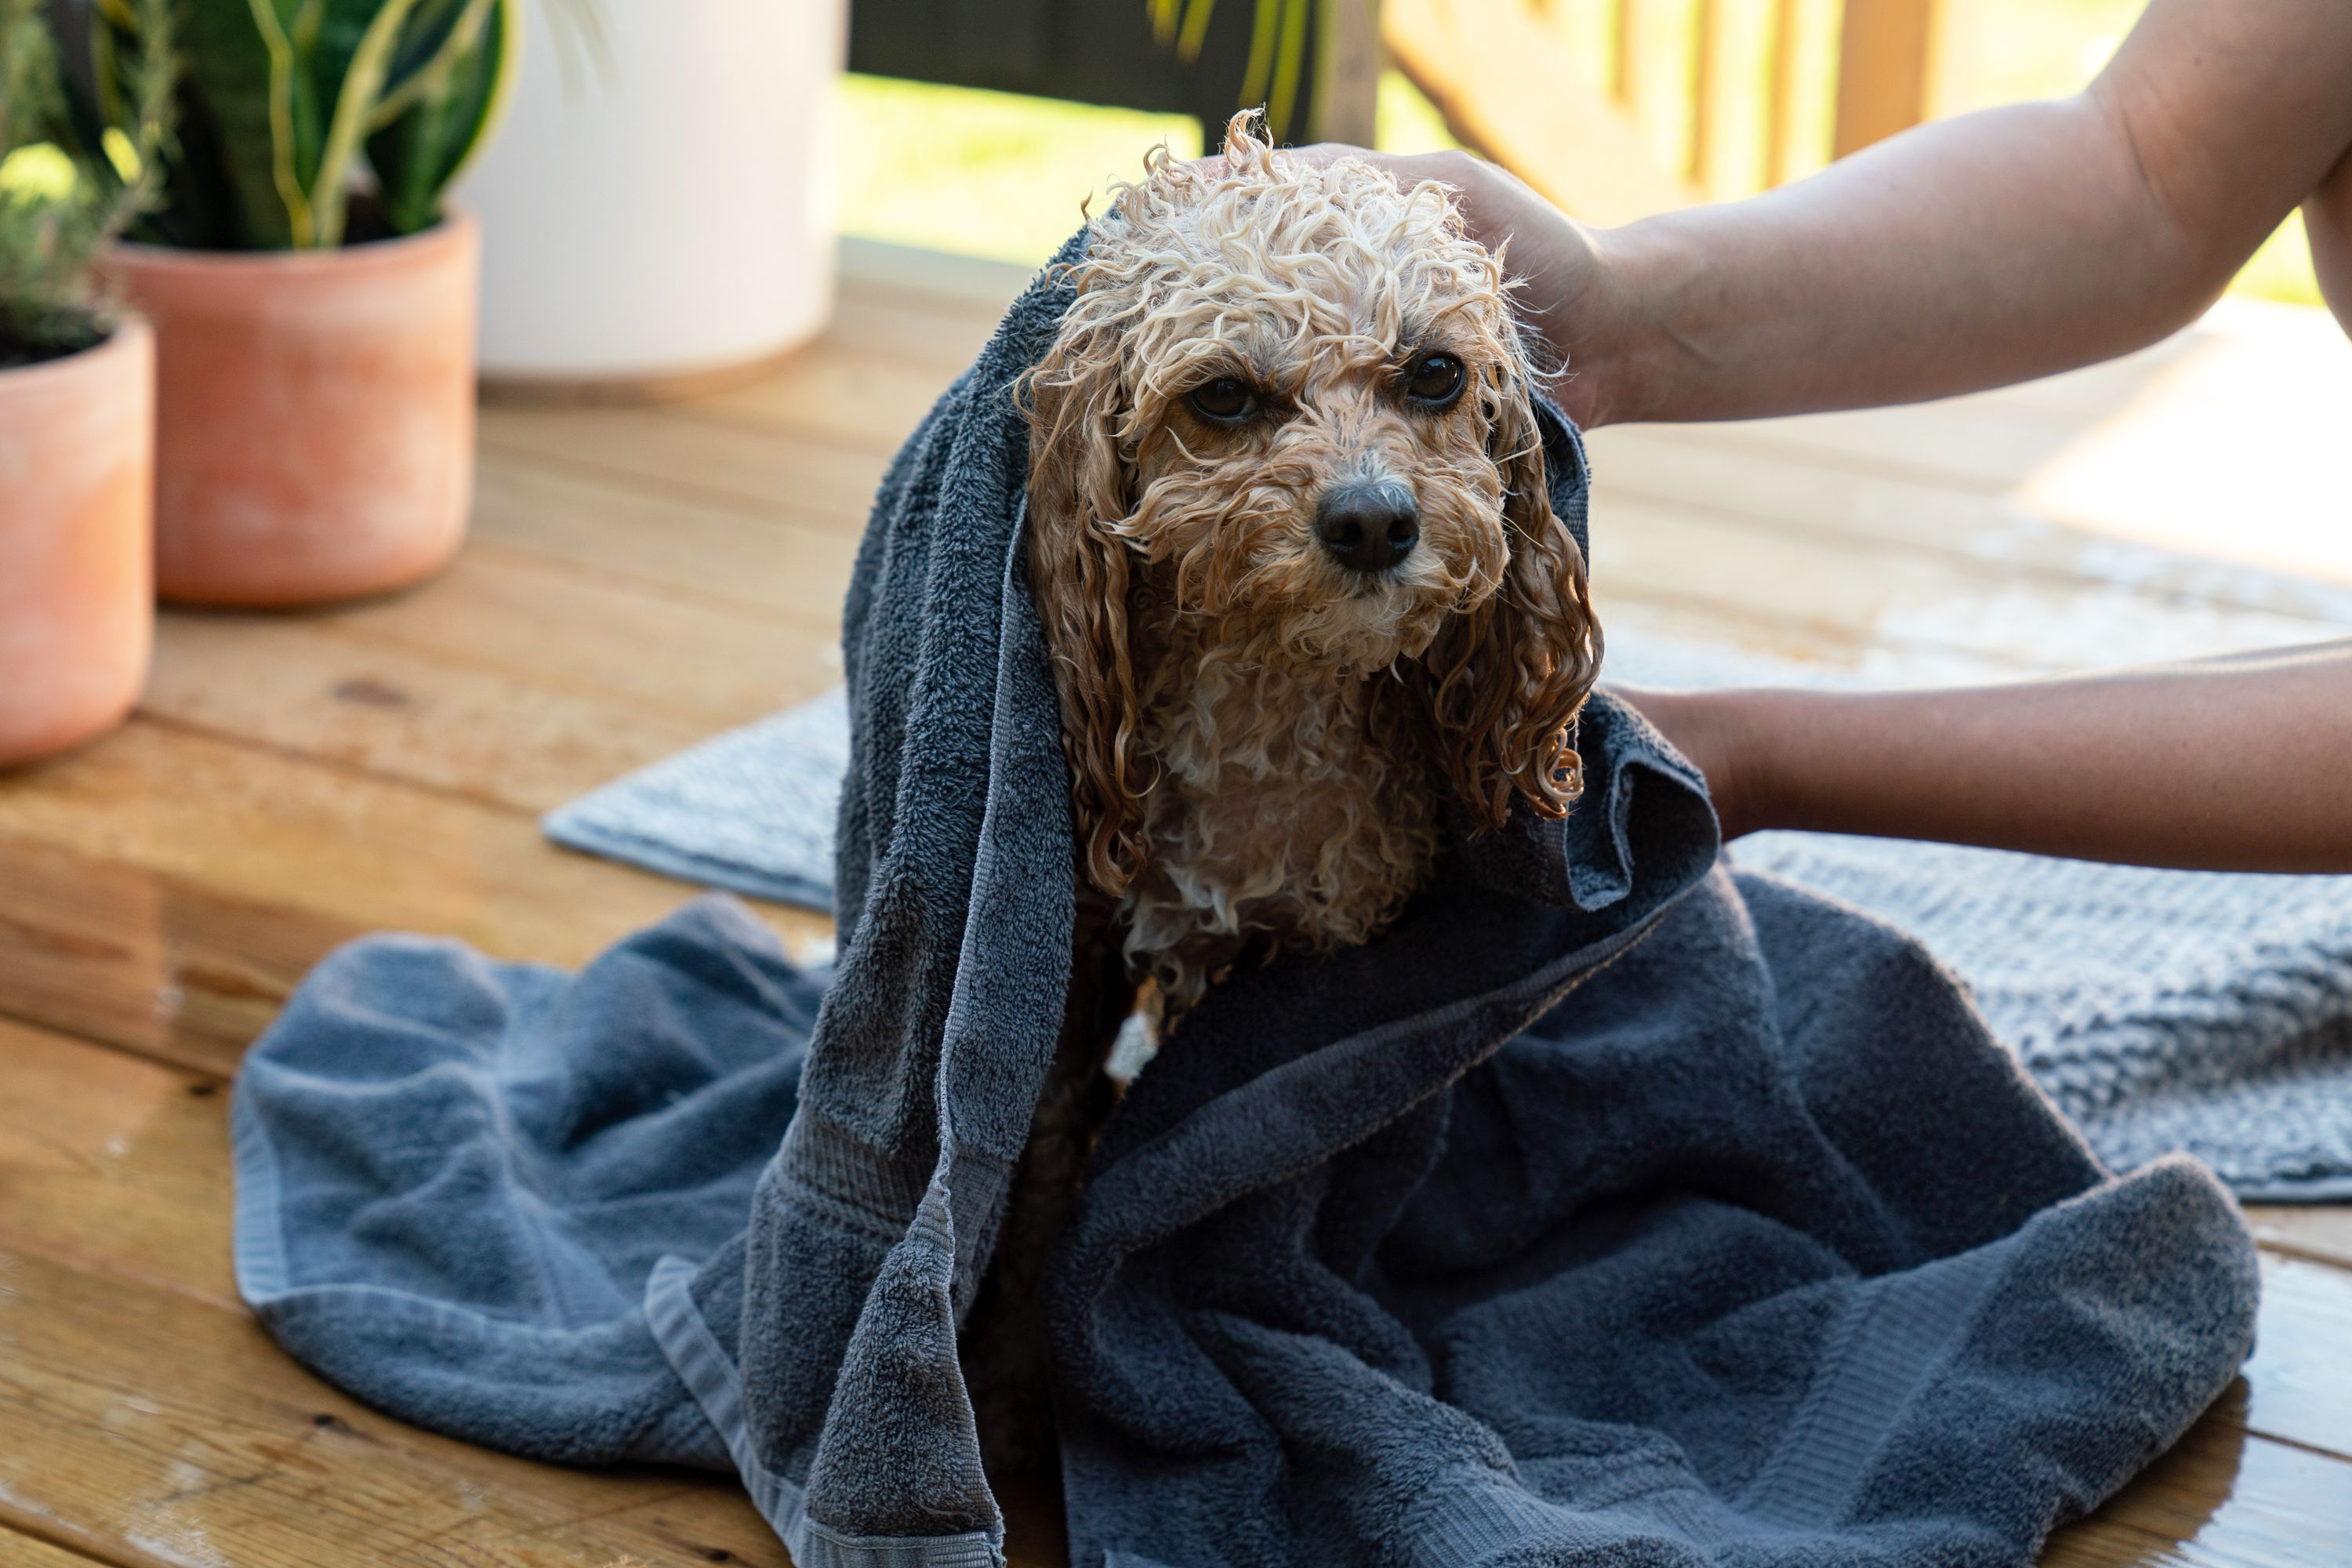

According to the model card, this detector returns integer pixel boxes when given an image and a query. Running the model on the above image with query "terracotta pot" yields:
[0,318,155,768]
[111,212,478,606]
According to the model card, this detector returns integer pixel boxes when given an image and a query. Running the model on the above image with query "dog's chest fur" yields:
[1119,613,1442,1010]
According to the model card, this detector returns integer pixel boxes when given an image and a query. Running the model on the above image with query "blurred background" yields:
[829,0,2321,307]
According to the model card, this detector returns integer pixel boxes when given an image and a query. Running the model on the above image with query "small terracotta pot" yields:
[112,212,479,607]
[0,318,155,768]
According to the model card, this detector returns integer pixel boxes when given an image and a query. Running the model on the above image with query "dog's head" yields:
[1025,116,1602,896]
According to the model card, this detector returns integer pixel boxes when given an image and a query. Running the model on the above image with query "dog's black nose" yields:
[1314,482,1419,573]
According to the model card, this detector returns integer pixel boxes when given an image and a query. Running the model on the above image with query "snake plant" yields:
[1149,0,1312,142]
[61,0,522,250]
[0,0,173,361]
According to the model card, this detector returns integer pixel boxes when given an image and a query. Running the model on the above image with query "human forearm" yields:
[1442,0,2352,426]
[1575,99,2217,424]
[1627,644,2352,873]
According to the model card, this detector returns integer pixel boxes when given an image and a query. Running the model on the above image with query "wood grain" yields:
[470,456,860,624]
[699,338,966,459]
[0,723,831,973]
[2232,1256,2352,1461]
[0,833,353,1077]
[0,1242,793,1568]
[0,1014,235,1305]
[1588,426,2352,632]
[0,1524,109,1568]
[478,404,890,528]
[1594,495,2348,677]
[2042,1418,2352,1568]
[2245,1206,2352,1271]
[144,615,735,818]
[323,543,840,720]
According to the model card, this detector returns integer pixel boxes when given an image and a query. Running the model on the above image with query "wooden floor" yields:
[2,238,2350,1567]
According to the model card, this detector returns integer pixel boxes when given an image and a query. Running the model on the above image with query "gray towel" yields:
[236,240,2259,1566]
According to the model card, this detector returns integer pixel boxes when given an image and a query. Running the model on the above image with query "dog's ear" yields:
[1022,332,1148,898]
[1417,366,1603,831]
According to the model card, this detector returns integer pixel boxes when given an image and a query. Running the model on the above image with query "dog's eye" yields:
[1403,353,1467,408]
[1186,377,1257,423]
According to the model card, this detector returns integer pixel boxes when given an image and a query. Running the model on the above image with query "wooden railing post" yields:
[1831,0,1941,158]
[1765,0,1805,184]
[1383,0,1700,224]
[1612,0,1639,104]
[1688,0,1719,188]
[1309,0,1384,146]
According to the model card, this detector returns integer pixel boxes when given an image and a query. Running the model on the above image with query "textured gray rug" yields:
[546,631,2352,1200]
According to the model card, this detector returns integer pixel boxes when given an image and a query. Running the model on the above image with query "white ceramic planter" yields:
[458,0,844,392]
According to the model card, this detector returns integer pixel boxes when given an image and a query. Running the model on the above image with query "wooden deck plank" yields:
[0,1011,2345,1568]
[698,338,971,459]
[812,289,1010,381]
[0,834,355,1079]
[0,1014,235,1307]
[2245,1207,2352,1272]
[1590,429,2352,633]
[324,543,840,720]
[143,615,735,819]
[1594,496,2350,677]
[2042,1417,2352,1568]
[0,1524,111,1568]
[471,455,860,624]
[0,1243,793,1568]
[2230,1257,2352,1461]
[477,405,891,528]
[835,237,1036,316]
[0,723,830,973]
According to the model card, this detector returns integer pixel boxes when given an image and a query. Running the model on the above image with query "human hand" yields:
[1606,685,1755,840]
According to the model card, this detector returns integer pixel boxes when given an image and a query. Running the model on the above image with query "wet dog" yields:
[966,114,1602,1479]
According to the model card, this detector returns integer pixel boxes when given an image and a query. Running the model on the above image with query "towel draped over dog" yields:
[234,239,2259,1566]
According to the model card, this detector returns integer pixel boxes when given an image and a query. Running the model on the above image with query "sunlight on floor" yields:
[2016,299,2352,585]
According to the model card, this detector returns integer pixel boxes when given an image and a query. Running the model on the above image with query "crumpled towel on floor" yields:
[237,234,2259,1568]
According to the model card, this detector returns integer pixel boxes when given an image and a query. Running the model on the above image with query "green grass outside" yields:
[837,0,2323,308]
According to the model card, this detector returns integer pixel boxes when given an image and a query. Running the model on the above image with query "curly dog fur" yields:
[1025,116,1602,1014]
[963,118,1605,1484]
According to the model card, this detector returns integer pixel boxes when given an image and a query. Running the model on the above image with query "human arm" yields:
[1615,641,2352,873]
[1341,0,2352,426]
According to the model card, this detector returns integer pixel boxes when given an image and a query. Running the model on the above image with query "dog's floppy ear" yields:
[1417,365,1603,831]
[1022,329,1148,898]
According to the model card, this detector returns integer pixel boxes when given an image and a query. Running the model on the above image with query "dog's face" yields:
[1026,120,1601,895]
[1102,223,1523,674]
[1032,132,1534,674]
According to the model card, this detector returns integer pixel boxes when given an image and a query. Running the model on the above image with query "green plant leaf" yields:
[364,0,508,234]
[165,0,307,245]
[4,0,174,355]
